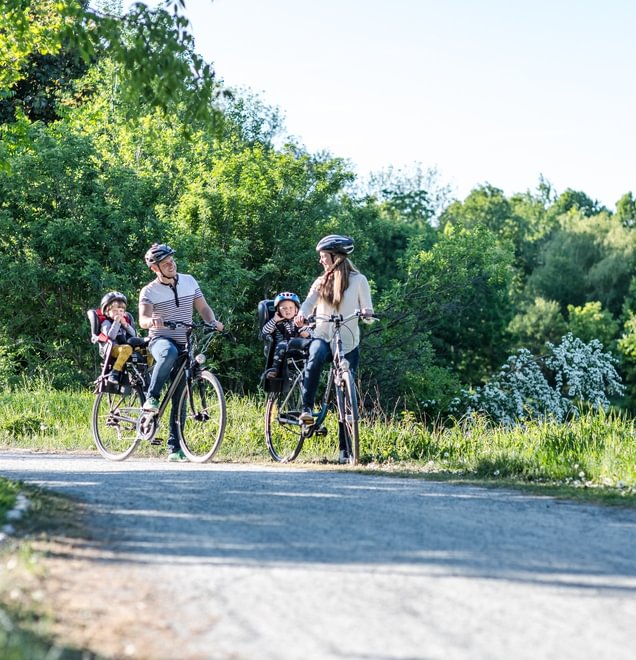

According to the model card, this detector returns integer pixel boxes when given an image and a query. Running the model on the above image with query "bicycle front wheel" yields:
[337,371,360,465]
[91,386,143,461]
[177,370,226,462]
[265,379,305,462]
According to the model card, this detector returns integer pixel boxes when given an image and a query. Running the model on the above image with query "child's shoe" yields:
[107,370,122,385]
[265,368,279,379]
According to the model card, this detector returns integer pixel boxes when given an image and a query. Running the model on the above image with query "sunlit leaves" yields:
[0,0,72,88]
[1,0,223,129]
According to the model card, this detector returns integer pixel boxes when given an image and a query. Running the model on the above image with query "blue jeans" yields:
[301,339,360,451]
[148,338,185,452]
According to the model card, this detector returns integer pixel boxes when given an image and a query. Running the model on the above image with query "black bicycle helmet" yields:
[100,291,127,314]
[315,234,354,255]
[144,243,176,266]
[273,291,301,310]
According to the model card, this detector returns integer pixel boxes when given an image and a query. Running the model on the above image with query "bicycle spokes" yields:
[178,371,226,463]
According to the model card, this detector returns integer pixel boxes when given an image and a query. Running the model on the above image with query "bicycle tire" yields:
[91,386,143,461]
[265,380,305,462]
[177,370,226,462]
[337,371,360,465]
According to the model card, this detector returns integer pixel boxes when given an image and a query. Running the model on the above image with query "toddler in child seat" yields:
[98,291,139,385]
[262,292,313,380]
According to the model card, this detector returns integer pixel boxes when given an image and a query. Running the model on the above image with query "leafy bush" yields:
[454,334,625,424]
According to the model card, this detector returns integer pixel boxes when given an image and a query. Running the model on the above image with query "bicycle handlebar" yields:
[308,310,380,324]
[164,320,220,331]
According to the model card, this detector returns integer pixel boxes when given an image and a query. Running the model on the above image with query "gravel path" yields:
[1,451,636,659]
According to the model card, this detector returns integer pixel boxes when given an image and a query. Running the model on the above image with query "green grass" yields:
[0,482,97,659]
[1,386,635,502]
[0,479,19,521]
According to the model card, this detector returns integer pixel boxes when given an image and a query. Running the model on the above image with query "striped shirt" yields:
[139,273,203,345]
[262,317,313,343]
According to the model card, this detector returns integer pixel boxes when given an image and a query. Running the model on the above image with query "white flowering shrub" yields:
[457,334,625,425]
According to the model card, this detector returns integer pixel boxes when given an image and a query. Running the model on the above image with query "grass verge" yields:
[0,387,635,507]
[0,481,95,658]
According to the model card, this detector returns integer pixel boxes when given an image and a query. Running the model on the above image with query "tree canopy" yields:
[1,1,635,421]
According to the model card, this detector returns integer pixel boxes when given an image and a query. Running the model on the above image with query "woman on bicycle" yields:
[295,234,374,462]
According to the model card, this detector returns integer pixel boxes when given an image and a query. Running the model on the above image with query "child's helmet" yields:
[273,291,301,310]
[100,291,127,314]
[145,243,175,266]
[315,234,354,255]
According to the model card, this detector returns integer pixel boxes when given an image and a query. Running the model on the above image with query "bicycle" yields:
[91,321,226,462]
[264,310,378,465]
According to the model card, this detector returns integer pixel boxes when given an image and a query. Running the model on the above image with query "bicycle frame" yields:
[136,322,215,441]
[265,309,378,464]
[92,320,225,462]
[301,311,360,438]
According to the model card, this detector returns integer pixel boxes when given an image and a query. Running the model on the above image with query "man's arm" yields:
[194,296,224,331]
[139,301,162,330]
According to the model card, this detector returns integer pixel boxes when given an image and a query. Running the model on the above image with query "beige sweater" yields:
[300,271,373,354]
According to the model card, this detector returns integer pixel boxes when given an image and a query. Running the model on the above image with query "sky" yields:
[125,0,635,209]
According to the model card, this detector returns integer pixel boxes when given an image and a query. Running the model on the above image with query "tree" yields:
[567,302,618,349]
[617,314,636,412]
[439,184,539,280]
[526,212,635,316]
[367,224,515,414]
[0,48,88,124]
[550,188,607,218]
[616,192,636,228]
[0,120,163,386]
[508,297,567,353]
[0,0,223,129]
[362,163,452,226]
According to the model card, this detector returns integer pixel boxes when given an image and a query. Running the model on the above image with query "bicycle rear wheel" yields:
[336,371,359,465]
[177,370,226,462]
[265,377,305,462]
[91,386,143,461]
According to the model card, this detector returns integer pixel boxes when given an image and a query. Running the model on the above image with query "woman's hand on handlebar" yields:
[359,308,378,322]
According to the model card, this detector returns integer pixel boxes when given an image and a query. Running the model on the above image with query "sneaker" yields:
[107,370,121,385]
[143,396,160,412]
[167,449,188,462]
[338,450,350,464]
[299,408,314,424]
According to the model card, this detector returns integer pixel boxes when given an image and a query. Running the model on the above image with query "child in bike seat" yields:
[97,291,139,385]
[262,291,313,380]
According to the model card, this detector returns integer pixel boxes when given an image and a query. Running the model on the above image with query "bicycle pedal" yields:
[150,438,163,446]
[315,426,328,436]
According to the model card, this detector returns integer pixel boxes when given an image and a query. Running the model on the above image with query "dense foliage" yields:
[1,1,635,423]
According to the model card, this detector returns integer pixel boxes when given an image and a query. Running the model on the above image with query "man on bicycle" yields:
[138,243,224,462]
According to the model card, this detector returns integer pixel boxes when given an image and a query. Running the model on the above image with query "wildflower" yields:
[452,334,624,425]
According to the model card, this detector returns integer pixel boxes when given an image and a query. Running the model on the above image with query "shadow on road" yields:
[3,453,636,594]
